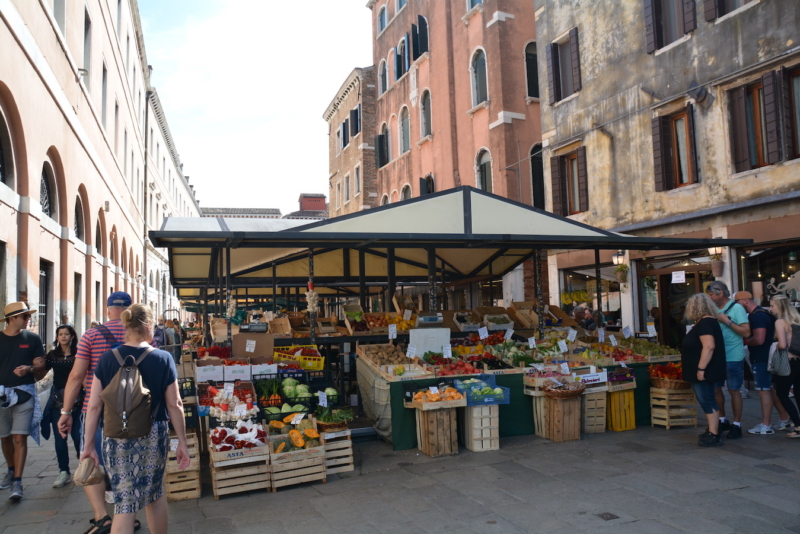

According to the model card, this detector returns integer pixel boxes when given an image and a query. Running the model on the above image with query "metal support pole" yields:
[428,248,437,311]
[359,250,366,310]
[488,264,494,306]
[272,264,277,316]
[226,247,232,346]
[535,249,545,340]
[309,250,316,344]
[202,287,211,347]
[594,249,603,318]
[387,248,396,312]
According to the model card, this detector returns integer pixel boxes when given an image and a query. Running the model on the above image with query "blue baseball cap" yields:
[107,291,132,307]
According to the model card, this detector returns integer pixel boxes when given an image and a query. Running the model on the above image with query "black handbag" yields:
[789,324,800,357]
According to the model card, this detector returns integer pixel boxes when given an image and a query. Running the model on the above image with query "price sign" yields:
[671,270,686,284]
[388,324,397,340]
[528,336,536,349]
[504,329,514,341]
[290,413,305,426]
[623,326,633,339]
[567,328,578,342]
[560,362,570,374]
[245,339,256,353]
[406,344,417,359]
[318,391,328,408]
[223,383,234,398]
[442,345,453,359]
[558,339,569,353]
[234,404,248,417]
[597,328,605,343]
[478,327,489,340]
[647,324,657,337]
[170,438,179,451]
[609,335,618,346]
[403,309,412,321]
[428,386,439,394]
[532,363,545,371]
[620,361,628,368]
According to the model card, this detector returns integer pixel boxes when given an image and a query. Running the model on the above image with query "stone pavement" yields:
[1,393,799,534]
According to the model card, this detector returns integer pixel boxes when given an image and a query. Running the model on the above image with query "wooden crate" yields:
[607,389,636,431]
[607,379,637,392]
[460,405,499,452]
[165,468,201,502]
[582,391,607,434]
[545,397,581,443]
[532,396,547,438]
[650,388,697,429]
[321,429,354,475]
[167,434,200,474]
[415,408,458,457]
[211,456,271,500]
[269,444,327,491]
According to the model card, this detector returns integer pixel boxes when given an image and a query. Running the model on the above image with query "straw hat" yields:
[1,302,36,322]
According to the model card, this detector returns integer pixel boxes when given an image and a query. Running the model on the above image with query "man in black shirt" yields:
[0,302,45,501]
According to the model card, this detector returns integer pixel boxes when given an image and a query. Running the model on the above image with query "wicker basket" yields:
[649,377,691,390]
[543,384,586,399]
[315,420,349,433]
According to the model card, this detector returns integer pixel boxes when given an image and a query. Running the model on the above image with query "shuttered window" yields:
[545,28,581,104]
[652,105,699,190]
[350,106,361,137]
[477,150,492,193]
[526,43,539,98]
[788,68,800,159]
[399,107,410,153]
[396,36,410,79]
[412,15,429,60]
[420,91,432,137]
[472,50,488,105]
[644,0,696,54]
[704,0,753,21]
[342,120,350,148]
[729,76,784,173]
[378,7,387,32]
[549,148,588,216]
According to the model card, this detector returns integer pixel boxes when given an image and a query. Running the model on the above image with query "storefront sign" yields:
[671,271,686,284]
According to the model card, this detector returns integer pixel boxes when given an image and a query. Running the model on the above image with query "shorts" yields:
[692,381,720,415]
[79,413,106,467]
[714,360,744,391]
[0,398,34,438]
[751,360,772,391]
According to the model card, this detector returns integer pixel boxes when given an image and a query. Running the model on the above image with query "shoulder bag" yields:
[769,346,791,377]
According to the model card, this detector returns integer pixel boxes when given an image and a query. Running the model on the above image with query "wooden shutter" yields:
[526,52,539,98]
[342,120,349,147]
[576,147,588,212]
[411,24,420,60]
[686,104,700,182]
[545,43,559,104]
[569,28,582,92]
[781,67,796,160]
[644,0,659,54]
[393,47,400,81]
[704,0,718,21]
[652,116,673,191]
[350,109,359,137]
[404,33,411,72]
[762,70,781,165]
[683,0,697,33]
[418,15,429,54]
[729,86,750,173]
[375,135,385,168]
[419,177,428,196]
[550,156,565,216]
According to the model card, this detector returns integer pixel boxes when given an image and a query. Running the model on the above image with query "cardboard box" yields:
[269,317,292,336]
[392,294,419,314]
[223,358,252,381]
[509,301,540,329]
[250,356,278,377]
[233,333,275,358]
[483,313,514,331]
[195,357,225,382]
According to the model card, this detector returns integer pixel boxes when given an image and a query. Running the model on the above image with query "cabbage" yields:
[295,384,310,394]
[292,404,306,412]
[324,387,338,397]
[283,385,296,398]
[281,377,299,388]
[281,403,294,413]
[297,391,312,399]
[493,387,503,395]
[265,407,280,414]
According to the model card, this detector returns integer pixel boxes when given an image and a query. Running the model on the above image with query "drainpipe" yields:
[143,89,153,306]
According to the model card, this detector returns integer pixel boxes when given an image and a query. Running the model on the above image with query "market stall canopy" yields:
[151,187,751,296]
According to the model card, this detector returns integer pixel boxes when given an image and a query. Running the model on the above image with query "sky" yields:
[137,0,373,215]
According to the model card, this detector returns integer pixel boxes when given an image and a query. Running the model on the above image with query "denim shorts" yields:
[751,360,772,390]
[714,360,744,391]
[692,381,720,415]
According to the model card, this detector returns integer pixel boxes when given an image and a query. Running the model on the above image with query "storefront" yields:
[738,240,800,306]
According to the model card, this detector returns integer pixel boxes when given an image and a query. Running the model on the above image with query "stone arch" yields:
[0,81,28,194]
[45,146,69,227]
[77,183,92,246]
[96,208,107,257]
[109,225,119,266]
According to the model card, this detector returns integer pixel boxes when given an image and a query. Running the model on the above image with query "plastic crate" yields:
[306,371,334,391]
[298,354,325,371]
[453,374,497,390]
[253,371,307,385]
[261,405,310,422]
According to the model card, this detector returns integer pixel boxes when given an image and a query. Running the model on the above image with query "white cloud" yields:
[139,1,373,213]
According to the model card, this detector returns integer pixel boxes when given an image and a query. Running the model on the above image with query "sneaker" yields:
[747,423,775,435]
[699,432,724,447]
[719,420,732,432]
[8,481,22,501]
[740,389,749,399]
[772,420,793,431]
[52,471,71,488]
[0,471,12,490]
[728,425,743,440]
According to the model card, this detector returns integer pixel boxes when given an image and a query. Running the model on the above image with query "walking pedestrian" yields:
[734,292,778,435]
[0,302,46,500]
[705,281,751,439]
[81,303,190,534]
[769,295,800,437]
[58,292,130,534]
[40,324,83,487]
[164,319,181,364]
[681,293,727,446]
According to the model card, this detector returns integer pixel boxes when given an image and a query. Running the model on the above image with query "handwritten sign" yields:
[623,326,633,339]
[478,327,489,340]
[558,340,569,353]
[647,324,657,337]
[406,344,417,359]
[504,329,514,340]
[560,362,570,374]
[532,363,545,371]
[442,345,453,359]
[567,328,578,342]
[597,328,605,343]
[610,335,618,346]
[318,391,328,408]
[403,309,412,321]
[245,339,256,353]
[388,324,397,340]
[233,404,248,417]
[428,386,439,394]
[528,336,536,349]
[671,270,686,284]
[223,383,234,399]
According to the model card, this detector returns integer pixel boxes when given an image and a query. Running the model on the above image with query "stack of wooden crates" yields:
[210,443,271,500]
[165,431,201,502]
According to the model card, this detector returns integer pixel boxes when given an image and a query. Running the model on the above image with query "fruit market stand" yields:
[151,187,750,452]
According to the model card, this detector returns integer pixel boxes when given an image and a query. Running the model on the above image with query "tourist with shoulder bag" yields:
[769,296,800,438]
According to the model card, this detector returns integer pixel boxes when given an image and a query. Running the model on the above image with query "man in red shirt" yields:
[59,292,129,534]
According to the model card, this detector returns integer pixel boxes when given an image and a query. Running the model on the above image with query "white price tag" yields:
[560,362,570,374]
[234,404,248,417]
[620,361,628,368]
[291,413,305,425]
[318,391,328,408]
[597,328,605,343]
[245,339,256,353]
[623,326,633,339]
[442,345,453,359]
[504,329,514,341]
[671,270,686,284]
[558,339,569,353]
[647,324,657,337]
[610,335,618,346]
[428,386,439,394]
[528,336,536,349]
[406,344,417,359]
[223,383,234,398]
[403,309,412,321]
[533,363,545,371]
[590,365,596,373]
[478,327,489,340]
[567,328,577,342]
[388,324,397,340]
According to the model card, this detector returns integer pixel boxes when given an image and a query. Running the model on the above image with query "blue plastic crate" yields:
[463,385,511,406]
[453,374,496,390]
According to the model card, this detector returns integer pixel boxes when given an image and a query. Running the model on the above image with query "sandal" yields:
[134,519,141,531]
[84,515,112,534]
[787,431,800,438]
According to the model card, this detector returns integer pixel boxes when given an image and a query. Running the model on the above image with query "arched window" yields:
[401,185,412,200]
[95,222,102,254]
[399,107,410,154]
[420,91,432,137]
[110,233,117,264]
[530,144,545,209]
[380,195,389,206]
[477,150,492,193]
[40,164,57,220]
[381,123,391,161]
[468,0,483,10]
[525,43,539,98]
[378,61,388,95]
[74,197,85,241]
[471,50,488,106]
[421,174,435,195]
[397,0,406,10]
[149,271,154,288]
[378,6,387,32]
[395,36,409,80]
[0,112,13,189]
